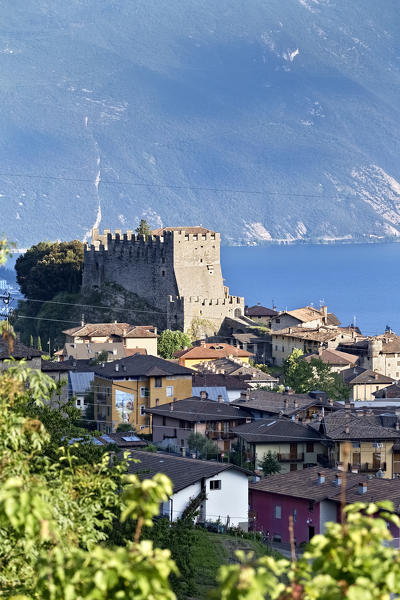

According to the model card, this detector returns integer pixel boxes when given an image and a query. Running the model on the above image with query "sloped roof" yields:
[341,367,394,386]
[98,432,147,448]
[41,360,72,372]
[94,354,193,379]
[232,389,332,416]
[245,305,278,318]
[233,418,323,443]
[175,343,252,360]
[250,466,367,501]
[62,323,157,338]
[314,411,400,441]
[127,450,250,493]
[0,339,42,360]
[192,373,250,391]
[192,387,229,402]
[304,348,358,366]
[146,397,249,422]
[273,326,355,343]
[374,383,400,399]
[194,358,278,382]
[68,371,94,394]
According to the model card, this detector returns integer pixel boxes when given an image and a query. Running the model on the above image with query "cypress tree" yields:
[29,334,34,347]
[37,336,42,351]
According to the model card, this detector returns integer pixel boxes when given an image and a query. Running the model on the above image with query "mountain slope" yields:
[2,0,400,245]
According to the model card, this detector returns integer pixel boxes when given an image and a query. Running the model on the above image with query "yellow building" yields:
[320,411,400,479]
[62,323,158,356]
[93,354,193,434]
[175,342,252,370]
[341,367,395,401]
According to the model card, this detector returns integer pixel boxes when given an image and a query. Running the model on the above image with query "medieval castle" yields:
[82,226,244,332]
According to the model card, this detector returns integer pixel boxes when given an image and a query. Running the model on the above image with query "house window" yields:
[352,442,360,448]
[210,480,221,490]
[275,345,278,351]
[155,377,162,388]
[140,425,145,430]
[273,534,281,543]
[293,509,297,522]
[161,270,165,277]
[140,387,149,398]
[166,386,174,397]
[308,501,314,512]
[274,505,282,519]
[162,416,166,426]
[306,442,314,453]
[76,398,81,406]
[282,346,285,352]
[140,405,146,416]
[276,319,280,324]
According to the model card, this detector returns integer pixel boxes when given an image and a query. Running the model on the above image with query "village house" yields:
[338,333,400,380]
[270,305,340,332]
[92,354,193,434]
[41,360,71,404]
[271,326,358,366]
[244,305,278,327]
[303,348,358,373]
[62,323,158,356]
[313,410,400,478]
[249,466,400,545]
[233,418,327,473]
[340,366,395,401]
[60,341,128,363]
[175,342,252,369]
[373,383,400,400]
[146,395,250,454]
[194,357,279,389]
[127,450,251,529]
[232,389,342,423]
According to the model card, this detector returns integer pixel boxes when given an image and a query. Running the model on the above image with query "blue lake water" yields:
[221,243,400,337]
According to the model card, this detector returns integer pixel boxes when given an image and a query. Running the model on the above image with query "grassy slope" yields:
[191,530,273,599]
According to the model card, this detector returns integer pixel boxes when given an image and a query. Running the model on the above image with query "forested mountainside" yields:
[2,0,400,246]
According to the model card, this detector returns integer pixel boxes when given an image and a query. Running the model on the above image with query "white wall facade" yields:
[204,469,249,529]
[319,500,338,534]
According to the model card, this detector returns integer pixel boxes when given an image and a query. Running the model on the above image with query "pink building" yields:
[250,466,400,545]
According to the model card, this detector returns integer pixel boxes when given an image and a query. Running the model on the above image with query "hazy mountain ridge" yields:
[1,0,400,246]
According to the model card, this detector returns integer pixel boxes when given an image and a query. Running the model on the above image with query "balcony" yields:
[348,462,386,473]
[207,431,236,441]
[277,453,304,462]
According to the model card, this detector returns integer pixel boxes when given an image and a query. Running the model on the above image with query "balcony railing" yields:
[277,453,304,462]
[207,431,236,440]
[348,462,386,473]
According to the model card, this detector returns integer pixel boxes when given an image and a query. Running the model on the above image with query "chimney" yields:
[322,305,328,325]
[396,420,400,431]
[200,390,208,400]
[294,399,299,409]
[115,364,119,372]
[328,398,334,406]
[170,402,174,411]
[200,340,206,347]
[283,398,289,411]
[358,482,367,495]
[317,472,325,485]
[335,473,342,486]
[217,394,223,403]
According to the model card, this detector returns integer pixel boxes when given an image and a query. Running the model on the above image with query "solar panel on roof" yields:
[122,435,140,442]
[101,434,115,444]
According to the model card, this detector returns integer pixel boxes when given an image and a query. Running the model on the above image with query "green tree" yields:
[158,329,192,359]
[136,219,152,237]
[89,349,109,365]
[283,349,350,401]
[29,334,34,347]
[116,422,136,433]
[187,432,219,460]
[15,240,84,300]
[259,451,281,476]
[37,335,42,351]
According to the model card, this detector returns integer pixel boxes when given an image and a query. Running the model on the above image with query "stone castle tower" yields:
[82,226,244,333]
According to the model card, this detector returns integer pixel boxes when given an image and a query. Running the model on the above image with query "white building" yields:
[127,450,251,529]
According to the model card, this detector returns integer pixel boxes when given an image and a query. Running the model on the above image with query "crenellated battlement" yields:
[83,225,243,334]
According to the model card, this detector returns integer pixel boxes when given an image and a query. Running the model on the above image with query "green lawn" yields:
[190,530,274,599]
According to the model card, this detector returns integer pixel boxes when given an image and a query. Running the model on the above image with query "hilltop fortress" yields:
[82,226,244,333]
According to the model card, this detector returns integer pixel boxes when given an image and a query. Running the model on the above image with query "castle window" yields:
[161,270,165,277]
[200,258,203,263]
[162,257,165,264]
[193,235,198,241]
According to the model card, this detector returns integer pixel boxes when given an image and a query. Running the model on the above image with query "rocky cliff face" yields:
[2,0,400,246]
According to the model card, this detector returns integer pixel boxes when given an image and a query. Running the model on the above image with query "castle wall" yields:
[82,229,178,310]
[83,227,245,334]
